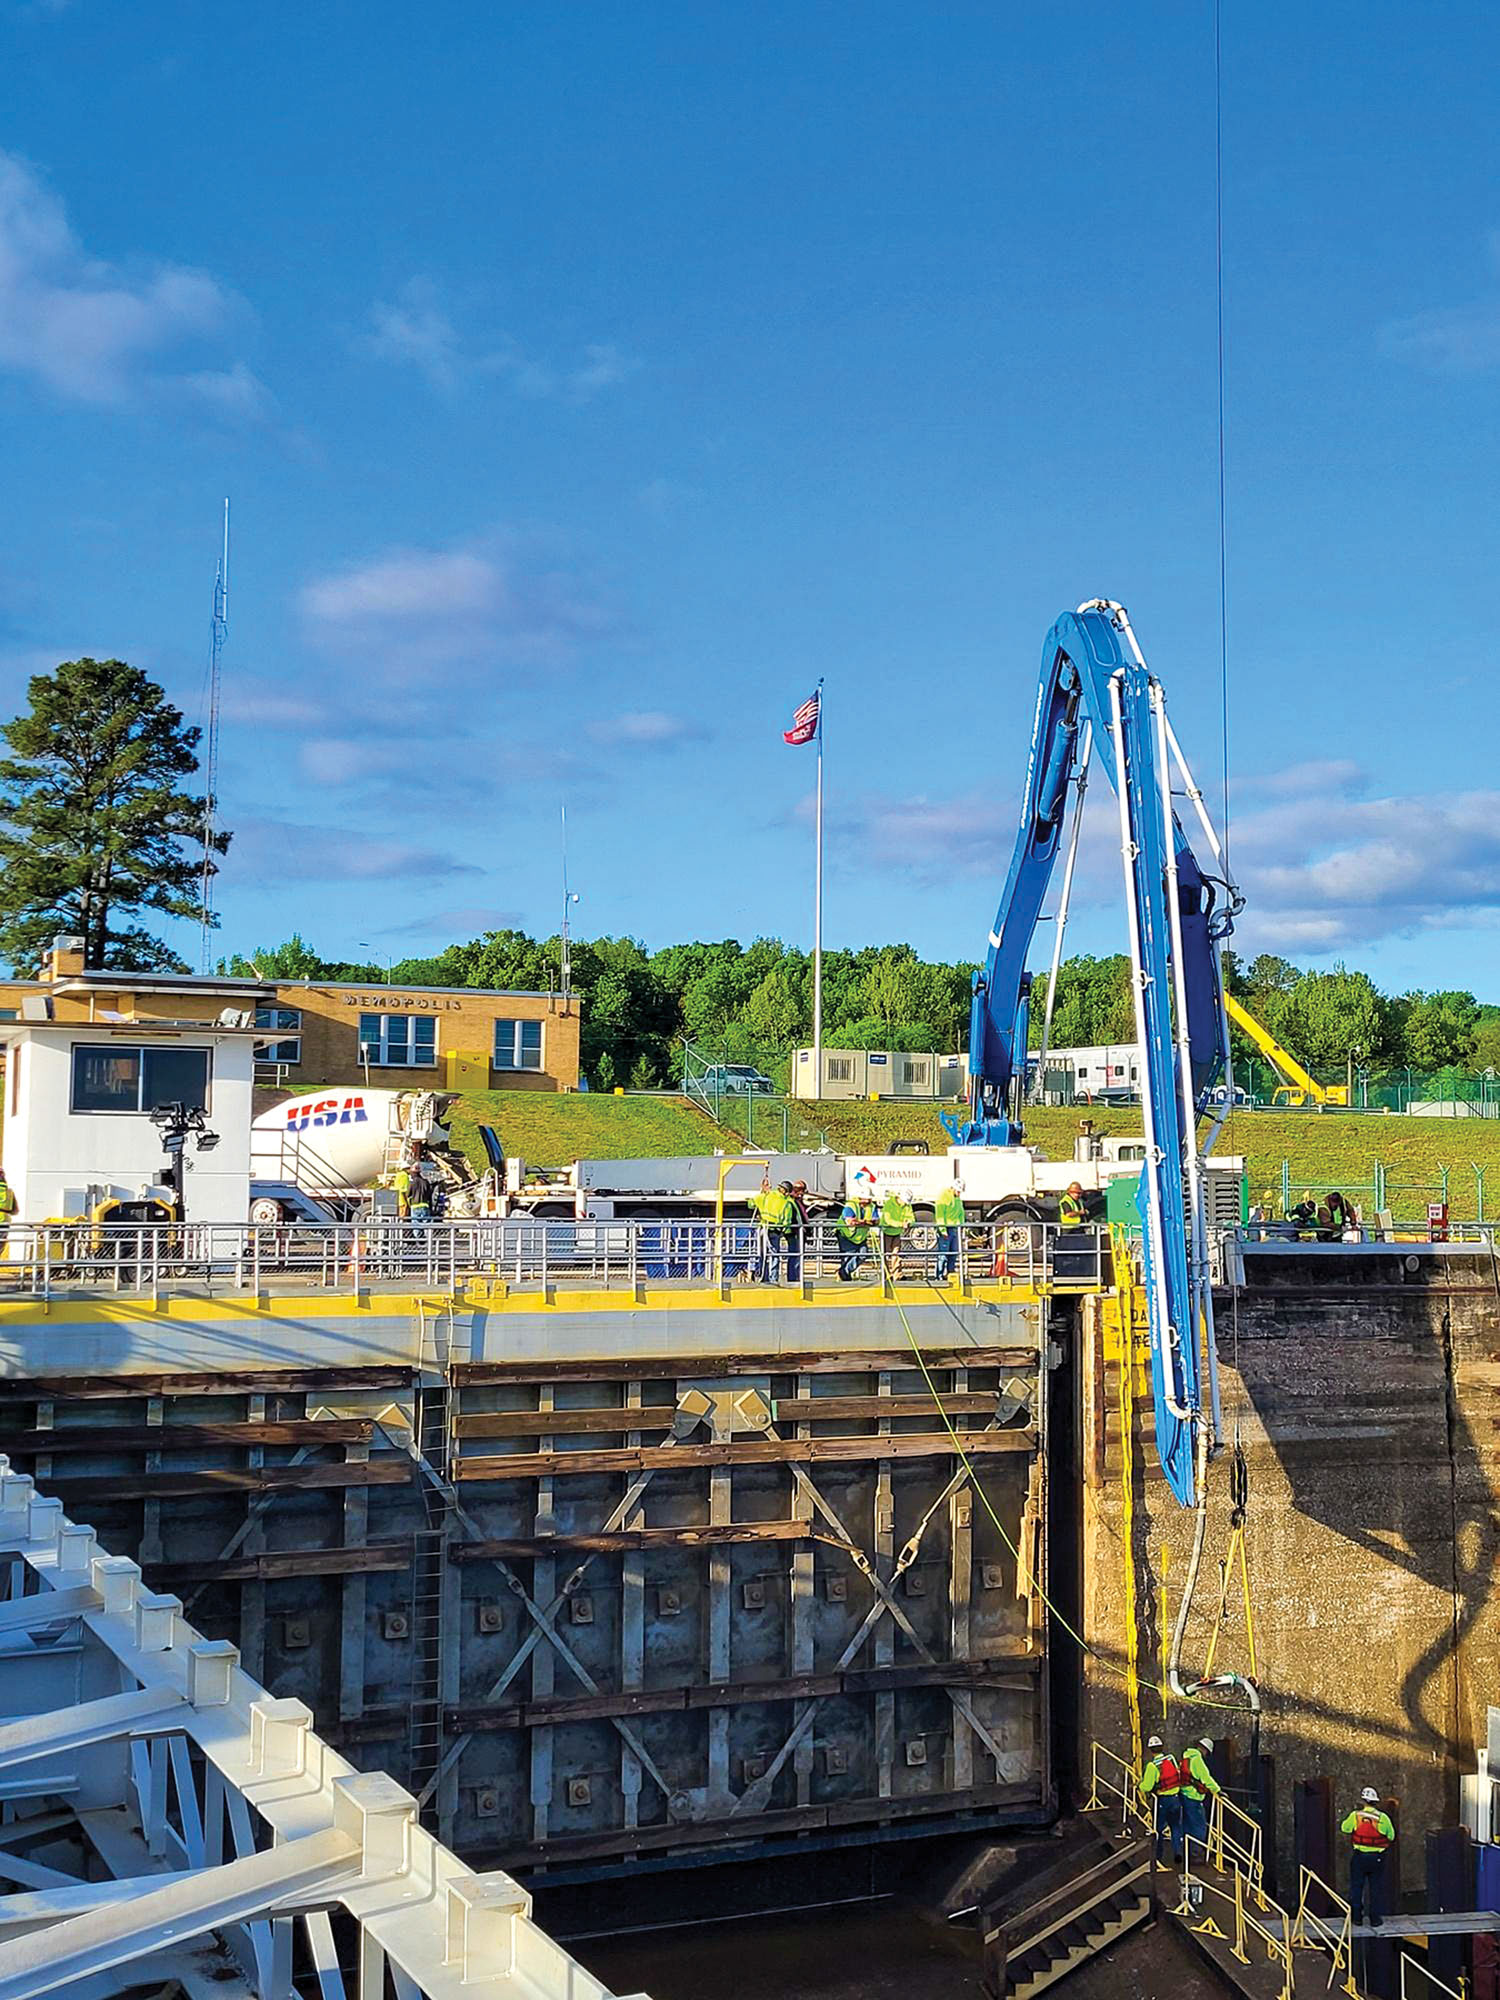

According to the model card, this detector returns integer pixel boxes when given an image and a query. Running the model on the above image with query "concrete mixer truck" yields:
[248,1088,492,1222]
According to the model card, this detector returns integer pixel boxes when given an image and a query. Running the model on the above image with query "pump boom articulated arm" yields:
[952,602,1242,1505]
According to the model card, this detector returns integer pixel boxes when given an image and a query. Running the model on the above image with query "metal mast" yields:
[198,498,229,969]
[560,803,579,1000]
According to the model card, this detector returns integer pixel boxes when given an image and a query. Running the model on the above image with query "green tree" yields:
[0,658,228,971]
[224,933,336,980]
[1033,954,1134,1048]
[861,946,923,1038]
[1280,966,1390,1068]
[745,963,807,1048]
[1472,1010,1500,1075]
[1245,953,1302,999]
[1401,990,1479,1070]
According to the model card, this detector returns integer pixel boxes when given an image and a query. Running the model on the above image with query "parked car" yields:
[1206,1083,1253,1108]
[701,1064,775,1095]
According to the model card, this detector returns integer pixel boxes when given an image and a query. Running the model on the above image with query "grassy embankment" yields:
[462,1092,1500,1215]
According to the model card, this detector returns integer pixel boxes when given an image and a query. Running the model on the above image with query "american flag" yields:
[783,687,821,746]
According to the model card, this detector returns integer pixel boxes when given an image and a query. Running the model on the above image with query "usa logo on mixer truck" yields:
[282,1095,369,1131]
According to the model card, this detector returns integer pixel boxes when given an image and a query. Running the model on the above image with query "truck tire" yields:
[907,1207,938,1253]
[249,1197,285,1225]
[985,1198,1042,1225]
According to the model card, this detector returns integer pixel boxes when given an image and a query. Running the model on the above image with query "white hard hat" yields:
[1198,1736,1214,1751]
[1147,1734,1163,1749]
[1361,1786,1380,1804]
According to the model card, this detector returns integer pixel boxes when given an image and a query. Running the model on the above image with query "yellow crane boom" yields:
[1224,993,1348,1108]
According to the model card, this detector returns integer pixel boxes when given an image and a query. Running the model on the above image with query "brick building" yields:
[0,942,581,1095]
[255,981,580,1092]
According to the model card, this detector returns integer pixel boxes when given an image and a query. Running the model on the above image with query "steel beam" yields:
[0,1825,360,1998]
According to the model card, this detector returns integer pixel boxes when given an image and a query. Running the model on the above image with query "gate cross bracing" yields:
[0,1457,649,2000]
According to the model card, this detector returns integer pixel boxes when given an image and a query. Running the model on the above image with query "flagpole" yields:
[813,680,824,1096]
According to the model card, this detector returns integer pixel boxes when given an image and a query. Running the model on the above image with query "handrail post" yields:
[1230,1864,1249,1966]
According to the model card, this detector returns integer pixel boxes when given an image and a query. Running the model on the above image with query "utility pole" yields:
[560,804,579,1004]
[198,499,229,970]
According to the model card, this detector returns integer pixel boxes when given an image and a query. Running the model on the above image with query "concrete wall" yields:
[1079,1246,1500,1889]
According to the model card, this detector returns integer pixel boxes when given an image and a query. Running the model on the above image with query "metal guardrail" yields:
[1175,1834,1296,2000]
[0,1217,1108,1301]
[1291,1862,1363,1997]
[1083,1740,1263,1891]
[1401,1955,1468,2000]
[1084,1739,1154,1836]
[0,1456,646,1999]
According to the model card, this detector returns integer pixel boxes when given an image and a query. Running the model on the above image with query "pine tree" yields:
[0,658,229,972]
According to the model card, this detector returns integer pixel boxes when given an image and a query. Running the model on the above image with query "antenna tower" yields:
[198,499,229,969]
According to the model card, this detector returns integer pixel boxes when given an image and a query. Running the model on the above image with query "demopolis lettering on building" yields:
[337,995,464,1012]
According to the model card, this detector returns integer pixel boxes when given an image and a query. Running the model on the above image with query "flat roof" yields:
[0,1018,264,1040]
[49,973,272,996]
[274,981,566,1001]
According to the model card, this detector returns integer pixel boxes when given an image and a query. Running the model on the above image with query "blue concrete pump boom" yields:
[950,601,1241,1506]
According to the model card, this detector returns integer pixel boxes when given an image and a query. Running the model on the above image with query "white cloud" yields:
[1380,231,1500,372]
[362,278,639,401]
[379,903,523,938]
[364,280,463,390]
[298,531,617,680]
[585,709,705,748]
[297,737,408,786]
[229,817,480,885]
[0,149,265,408]
[843,762,1500,956]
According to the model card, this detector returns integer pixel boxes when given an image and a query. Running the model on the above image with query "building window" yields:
[494,1018,543,1071]
[828,1056,853,1082]
[71,1045,210,1113]
[359,1013,437,1068]
[254,1006,302,1066]
[902,1059,929,1085]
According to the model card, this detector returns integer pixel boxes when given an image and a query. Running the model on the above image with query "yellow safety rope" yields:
[893,1274,1252,1717]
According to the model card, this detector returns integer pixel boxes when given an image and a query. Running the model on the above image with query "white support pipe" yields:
[1038,720,1093,1075]
[1164,713,1240,898]
[1108,671,1190,1421]
[1151,680,1220,1454]
[1162,716,1239,1165]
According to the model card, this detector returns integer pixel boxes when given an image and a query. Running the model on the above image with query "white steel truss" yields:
[0,1457,649,2000]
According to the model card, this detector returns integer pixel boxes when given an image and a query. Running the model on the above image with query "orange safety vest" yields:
[1146,1753,1182,1796]
[1351,1811,1391,1851]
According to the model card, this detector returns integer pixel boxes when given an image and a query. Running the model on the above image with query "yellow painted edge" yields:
[0,1275,1101,1326]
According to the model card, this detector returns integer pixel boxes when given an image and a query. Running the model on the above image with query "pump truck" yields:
[948,601,1242,1508]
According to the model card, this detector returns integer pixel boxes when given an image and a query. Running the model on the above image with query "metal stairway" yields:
[983,1837,1155,1999]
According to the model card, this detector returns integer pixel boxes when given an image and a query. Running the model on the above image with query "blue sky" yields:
[3,1,1499,990]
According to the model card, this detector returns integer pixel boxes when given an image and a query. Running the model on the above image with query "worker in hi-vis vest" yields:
[879,1189,914,1276]
[1058,1181,1087,1226]
[837,1193,876,1283]
[1341,1787,1395,1929]
[1179,1736,1221,1853]
[1137,1735,1182,1862]
[934,1181,965,1280]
